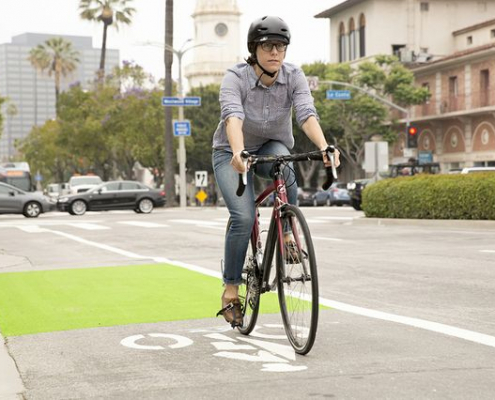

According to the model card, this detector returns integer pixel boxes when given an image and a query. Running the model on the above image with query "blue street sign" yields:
[34,173,42,182]
[174,120,191,136]
[326,90,351,100]
[162,97,201,106]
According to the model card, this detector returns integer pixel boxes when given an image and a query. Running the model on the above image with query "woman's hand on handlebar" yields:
[321,145,341,168]
[230,150,247,173]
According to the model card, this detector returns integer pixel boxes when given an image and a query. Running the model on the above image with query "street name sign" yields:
[162,97,201,106]
[173,120,191,136]
[326,90,351,100]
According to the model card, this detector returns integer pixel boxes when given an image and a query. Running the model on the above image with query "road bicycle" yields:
[231,146,337,355]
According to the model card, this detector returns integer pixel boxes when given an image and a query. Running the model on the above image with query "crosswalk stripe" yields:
[117,221,170,228]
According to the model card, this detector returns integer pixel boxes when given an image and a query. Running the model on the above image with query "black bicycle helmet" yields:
[247,16,291,53]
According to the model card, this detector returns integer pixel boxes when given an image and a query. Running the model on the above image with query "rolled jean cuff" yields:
[222,277,242,285]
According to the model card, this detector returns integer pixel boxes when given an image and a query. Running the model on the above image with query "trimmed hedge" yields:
[362,173,495,220]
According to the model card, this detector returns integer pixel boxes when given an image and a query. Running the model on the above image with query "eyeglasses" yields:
[260,42,287,52]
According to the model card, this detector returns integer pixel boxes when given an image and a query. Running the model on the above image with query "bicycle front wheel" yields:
[276,205,319,355]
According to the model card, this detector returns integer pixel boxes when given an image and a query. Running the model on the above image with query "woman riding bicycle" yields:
[212,15,340,327]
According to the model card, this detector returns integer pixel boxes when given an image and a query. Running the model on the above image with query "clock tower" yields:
[185,0,242,88]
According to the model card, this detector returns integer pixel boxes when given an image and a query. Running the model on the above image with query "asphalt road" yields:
[1,206,495,399]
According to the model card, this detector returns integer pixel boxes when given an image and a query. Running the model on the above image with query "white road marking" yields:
[170,219,224,227]
[69,223,109,230]
[120,334,193,350]
[480,250,495,253]
[16,225,49,233]
[312,236,343,242]
[26,226,495,351]
[117,221,170,228]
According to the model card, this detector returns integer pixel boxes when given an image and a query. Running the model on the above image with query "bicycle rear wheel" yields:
[226,218,261,335]
[276,205,319,355]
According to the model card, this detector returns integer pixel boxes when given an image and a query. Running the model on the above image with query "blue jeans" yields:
[212,140,298,285]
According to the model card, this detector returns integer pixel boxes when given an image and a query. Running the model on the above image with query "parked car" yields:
[327,182,351,206]
[67,175,103,194]
[460,167,495,174]
[297,187,317,207]
[57,180,166,215]
[0,181,55,218]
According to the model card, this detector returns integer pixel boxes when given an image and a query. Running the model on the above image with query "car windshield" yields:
[70,176,102,186]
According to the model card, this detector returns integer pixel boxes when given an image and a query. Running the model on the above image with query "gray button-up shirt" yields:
[212,62,318,152]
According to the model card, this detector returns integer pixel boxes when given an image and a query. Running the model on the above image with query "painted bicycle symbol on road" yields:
[120,324,308,372]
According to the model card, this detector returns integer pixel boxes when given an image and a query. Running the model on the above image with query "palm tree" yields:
[79,0,136,80]
[28,38,80,115]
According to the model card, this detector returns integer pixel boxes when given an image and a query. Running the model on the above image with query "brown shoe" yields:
[216,293,243,328]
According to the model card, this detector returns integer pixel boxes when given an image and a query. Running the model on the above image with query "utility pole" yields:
[164,0,175,207]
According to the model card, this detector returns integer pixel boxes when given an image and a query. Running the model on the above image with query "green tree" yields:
[79,0,136,80]
[28,38,80,114]
[300,56,430,181]
[17,120,70,183]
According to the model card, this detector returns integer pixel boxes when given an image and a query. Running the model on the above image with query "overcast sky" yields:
[1,0,343,82]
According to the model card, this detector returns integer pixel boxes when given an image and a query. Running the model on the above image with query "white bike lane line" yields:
[16,225,495,351]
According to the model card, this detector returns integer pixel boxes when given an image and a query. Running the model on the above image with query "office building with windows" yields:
[0,33,119,161]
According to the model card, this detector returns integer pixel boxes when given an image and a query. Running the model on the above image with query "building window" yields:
[449,76,458,111]
[339,22,346,62]
[392,44,406,57]
[420,2,429,11]
[480,69,489,107]
[349,18,356,60]
[491,29,495,38]
[467,36,473,45]
[359,14,366,58]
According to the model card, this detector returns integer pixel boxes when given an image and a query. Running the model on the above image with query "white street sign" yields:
[195,171,208,187]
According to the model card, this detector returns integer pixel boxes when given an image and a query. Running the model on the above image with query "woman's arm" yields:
[226,117,246,173]
[302,116,341,167]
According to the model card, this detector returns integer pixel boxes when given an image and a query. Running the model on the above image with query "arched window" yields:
[339,22,346,62]
[349,18,356,60]
[359,14,366,58]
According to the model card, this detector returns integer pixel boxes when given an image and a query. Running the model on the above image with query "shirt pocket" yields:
[275,106,292,121]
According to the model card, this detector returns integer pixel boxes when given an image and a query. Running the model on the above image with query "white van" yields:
[68,175,103,194]
[460,167,495,174]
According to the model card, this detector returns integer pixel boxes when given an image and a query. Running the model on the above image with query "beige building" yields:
[185,0,242,88]
[316,0,495,170]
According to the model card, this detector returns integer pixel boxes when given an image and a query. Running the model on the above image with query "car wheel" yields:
[23,201,41,218]
[70,200,87,216]
[138,198,154,214]
[134,208,142,213]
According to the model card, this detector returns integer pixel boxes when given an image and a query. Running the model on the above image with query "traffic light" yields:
[407,126,418,148]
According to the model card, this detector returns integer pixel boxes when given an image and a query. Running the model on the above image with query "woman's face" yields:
[255,41,287,74]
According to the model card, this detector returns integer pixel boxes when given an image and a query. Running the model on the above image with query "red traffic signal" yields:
[407,126,418,148]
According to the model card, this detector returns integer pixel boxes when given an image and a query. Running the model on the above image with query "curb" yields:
[0,333,24,400]
[351,216,495,229]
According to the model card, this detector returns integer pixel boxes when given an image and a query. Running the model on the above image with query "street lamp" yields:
[140,39,221,208]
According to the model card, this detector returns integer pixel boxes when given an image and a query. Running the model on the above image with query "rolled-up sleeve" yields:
[219,69,245,122]
[292,69,319,127]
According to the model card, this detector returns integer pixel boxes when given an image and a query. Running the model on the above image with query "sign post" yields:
[162,96,201,208]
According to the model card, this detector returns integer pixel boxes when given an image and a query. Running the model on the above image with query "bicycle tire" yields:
[276,205,319,355]
[226,218,261,335]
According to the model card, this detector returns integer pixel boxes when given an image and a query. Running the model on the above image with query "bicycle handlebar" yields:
[236,146,338,197]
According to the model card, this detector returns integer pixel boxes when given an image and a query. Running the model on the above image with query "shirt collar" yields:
[248,64,287,89]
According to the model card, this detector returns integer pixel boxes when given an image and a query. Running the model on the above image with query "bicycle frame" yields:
[250,162,298,294]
